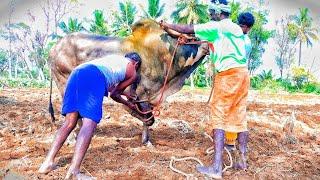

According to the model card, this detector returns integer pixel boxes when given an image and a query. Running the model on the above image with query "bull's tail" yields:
[49,76,55,122]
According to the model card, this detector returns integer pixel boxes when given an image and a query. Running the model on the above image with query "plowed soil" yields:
[0,88,319,179]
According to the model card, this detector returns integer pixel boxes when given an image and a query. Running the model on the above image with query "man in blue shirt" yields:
[39,52,142,179]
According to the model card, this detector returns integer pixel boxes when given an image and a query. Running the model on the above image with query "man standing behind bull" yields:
[160,0,250,178]
[38,52,141,179]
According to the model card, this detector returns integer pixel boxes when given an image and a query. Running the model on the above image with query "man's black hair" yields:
[238,12,255,28]
[125,52,142,68]
[221,11,230,17]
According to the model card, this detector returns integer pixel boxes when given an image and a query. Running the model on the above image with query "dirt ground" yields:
[0,88,319,179]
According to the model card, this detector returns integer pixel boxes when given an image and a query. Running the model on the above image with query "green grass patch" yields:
[0,78,49,88]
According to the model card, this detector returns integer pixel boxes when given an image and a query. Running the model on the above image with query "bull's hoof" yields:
[144,141,154,148]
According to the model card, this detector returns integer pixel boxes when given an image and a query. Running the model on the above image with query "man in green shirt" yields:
[160,0,250,178]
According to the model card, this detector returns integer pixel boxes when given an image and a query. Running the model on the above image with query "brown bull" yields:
[49,19,206,144]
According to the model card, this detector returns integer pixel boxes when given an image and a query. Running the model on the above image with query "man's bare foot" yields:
[65,170,96,180]
[75,173,96,180]
[38,161,57,174]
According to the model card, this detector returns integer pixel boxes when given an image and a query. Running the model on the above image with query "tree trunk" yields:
[190,73,194,89]
[38,68,45,81]
[298,40,302,66]
[8,17,12,78]
[205,77,209,87]
[14,61,18,78]
[8,48,12,78]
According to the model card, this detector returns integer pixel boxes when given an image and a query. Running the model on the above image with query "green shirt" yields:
[194,19,247,72]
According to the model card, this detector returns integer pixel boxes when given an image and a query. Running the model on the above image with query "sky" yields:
[0,0,319,78]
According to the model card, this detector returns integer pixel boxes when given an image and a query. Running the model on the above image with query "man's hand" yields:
[127,102,137,111]
[122,92,138,101]
[159,20,195,34]
[159,20,168,29]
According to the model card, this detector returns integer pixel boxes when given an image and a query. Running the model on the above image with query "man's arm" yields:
[110,66,137,109]
[160,21,195,34]
[164,27,196,40]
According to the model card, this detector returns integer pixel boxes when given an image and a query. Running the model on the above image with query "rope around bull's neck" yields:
[133,36,185,122]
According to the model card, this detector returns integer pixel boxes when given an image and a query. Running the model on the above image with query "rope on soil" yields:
[169,132,233,179]
[83,167,94,179]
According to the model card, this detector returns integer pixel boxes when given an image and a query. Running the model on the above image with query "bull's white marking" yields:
[76,39,121,50]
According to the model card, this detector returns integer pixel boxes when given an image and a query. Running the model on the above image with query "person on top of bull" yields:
[38,52,142,179]
[160,0,250,178]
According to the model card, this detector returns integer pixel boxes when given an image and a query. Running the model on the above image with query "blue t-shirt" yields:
[79,54,129,92]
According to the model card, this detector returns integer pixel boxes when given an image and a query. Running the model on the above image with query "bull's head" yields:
[121,19,206,127]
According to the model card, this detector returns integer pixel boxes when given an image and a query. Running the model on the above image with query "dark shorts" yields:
[62,64,106,123]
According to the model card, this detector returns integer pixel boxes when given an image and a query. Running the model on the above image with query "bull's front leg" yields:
[137,102,155,145]
[142,124,150,145]
[127,101,154,145]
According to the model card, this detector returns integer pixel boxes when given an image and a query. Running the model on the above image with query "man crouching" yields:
[38,52,142,179]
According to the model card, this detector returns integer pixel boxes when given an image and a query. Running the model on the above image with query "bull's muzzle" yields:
[129,101,155,126]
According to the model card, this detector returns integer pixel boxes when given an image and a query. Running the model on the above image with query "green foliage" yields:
[289,8,319,66]
[0,49,8,72]
[230,1,241,22]
[171,0,209,24]
[250,68,320,95]
[90,10,110,35]
[112,1,137,37]
[59,18,85,34]
[0,77,49,88]
[193,62,208,87]
[304,83,320,95]
[141,0,165,19]
[251,70,276,90]
[247,11,274,74]
[258,70,273,81]
[291,66,315,88]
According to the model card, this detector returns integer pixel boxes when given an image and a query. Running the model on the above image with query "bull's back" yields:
[50,33,123,95]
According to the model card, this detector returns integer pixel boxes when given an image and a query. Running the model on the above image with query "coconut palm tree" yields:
[290,8,319,66]
[141,0,165,20]
[230,1,241,22]
[112,1,137,37]
[171,0,209,24]
[90,10,110,36]
[58,18,84,34]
